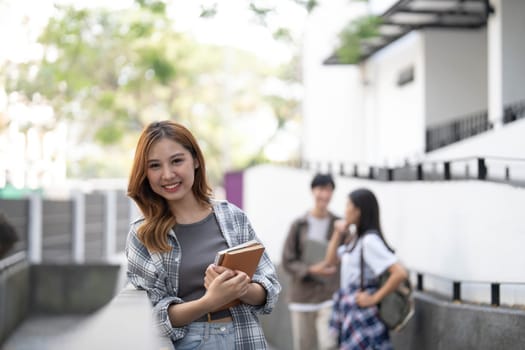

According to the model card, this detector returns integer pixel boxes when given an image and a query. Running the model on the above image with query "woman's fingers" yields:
[204,264,221,289]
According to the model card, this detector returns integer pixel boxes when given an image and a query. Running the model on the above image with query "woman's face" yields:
[146,137,198,205]
[344,198,361,226]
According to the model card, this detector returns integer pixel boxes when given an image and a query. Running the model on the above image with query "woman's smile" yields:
[162,182,181,193]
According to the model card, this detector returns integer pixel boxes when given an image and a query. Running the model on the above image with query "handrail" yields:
[292,155,525,187]
[408,268,525,307]
[426,155,525,164]
[409,267,525,286]
[0,251,27,272]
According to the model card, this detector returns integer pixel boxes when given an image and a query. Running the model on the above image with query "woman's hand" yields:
[355,290,378,307]
[308,261,337,276]
[204,264,223,289]
[167,265,249,326]
[334,219,350,234]
[203,264,250,311]
[355,263,408,308]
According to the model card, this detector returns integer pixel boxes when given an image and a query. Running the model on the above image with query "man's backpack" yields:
[360,237,414,332]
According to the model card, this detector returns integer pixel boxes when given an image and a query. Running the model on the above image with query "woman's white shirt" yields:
[338,233,397,289]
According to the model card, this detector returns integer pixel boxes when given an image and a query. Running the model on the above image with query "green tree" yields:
[2,3,301,185]
[336,15,382,64]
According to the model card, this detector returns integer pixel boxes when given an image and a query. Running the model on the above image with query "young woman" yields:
[320,188,407,349]
[126,120,281,349]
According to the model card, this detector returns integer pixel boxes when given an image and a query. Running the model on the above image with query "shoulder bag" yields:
[360,240,414,332]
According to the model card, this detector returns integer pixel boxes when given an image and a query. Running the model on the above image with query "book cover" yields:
[213,240,265,309]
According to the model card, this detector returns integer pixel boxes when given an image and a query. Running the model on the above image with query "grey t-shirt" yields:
[175,212,229,302]
[306,214,330,242]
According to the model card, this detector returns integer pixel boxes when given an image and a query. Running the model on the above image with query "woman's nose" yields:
[161,165,174,179]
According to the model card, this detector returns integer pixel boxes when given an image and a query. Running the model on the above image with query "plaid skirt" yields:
[329,283,392,350]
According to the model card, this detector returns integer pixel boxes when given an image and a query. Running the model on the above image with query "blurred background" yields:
[1,0,525,349]
[0,0,307,193]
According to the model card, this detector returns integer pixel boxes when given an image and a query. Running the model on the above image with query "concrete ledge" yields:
[0,252,30,344]
[262,264,525,350]
[392,291,525,350]
[55,284,173,350]
[31,263,121,314]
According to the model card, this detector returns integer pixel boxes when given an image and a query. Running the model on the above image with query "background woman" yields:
[126,120,281,349]
[320,188,407,349]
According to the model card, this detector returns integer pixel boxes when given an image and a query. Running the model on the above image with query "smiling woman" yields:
[125,120,281,349]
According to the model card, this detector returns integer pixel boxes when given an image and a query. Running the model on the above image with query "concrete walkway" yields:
[2,315,281,350]
[2,316,86,350]
[2,254,282,350]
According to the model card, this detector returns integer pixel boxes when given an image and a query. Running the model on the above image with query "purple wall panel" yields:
[224,171,243,209]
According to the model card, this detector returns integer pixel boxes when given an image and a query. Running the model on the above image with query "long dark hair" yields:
[349,188,394,252]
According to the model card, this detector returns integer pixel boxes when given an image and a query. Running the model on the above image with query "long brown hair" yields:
[127,120,212,252]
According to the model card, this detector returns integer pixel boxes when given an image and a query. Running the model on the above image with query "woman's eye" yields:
[172,158,182,164]
[149,163,160,169]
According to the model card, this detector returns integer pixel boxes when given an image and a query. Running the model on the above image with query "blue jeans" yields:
[174,322,235,350]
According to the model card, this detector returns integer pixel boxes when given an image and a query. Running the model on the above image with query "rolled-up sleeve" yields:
[251,254,281,314]
[125,226,185,342]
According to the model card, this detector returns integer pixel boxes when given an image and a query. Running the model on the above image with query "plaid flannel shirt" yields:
[126,200,281,349]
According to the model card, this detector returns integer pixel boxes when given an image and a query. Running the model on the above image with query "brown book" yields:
[213,240,265,309]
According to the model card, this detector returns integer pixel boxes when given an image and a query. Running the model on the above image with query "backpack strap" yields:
[360,243,365,291]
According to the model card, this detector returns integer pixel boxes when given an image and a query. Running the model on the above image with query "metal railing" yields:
[411,269,525,307]
[0,251,27,273]
[0,190,135,263]
[426,99,525,152]
[298,156,525,188]
[503,100,525,124]
[426,110,491,152]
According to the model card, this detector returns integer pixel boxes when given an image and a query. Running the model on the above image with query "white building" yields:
[232,0,525,308]
[301,0,525,167]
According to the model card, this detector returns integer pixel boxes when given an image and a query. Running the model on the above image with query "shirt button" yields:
[220,326,226,332]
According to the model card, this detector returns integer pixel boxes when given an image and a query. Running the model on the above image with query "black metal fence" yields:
[425,99,525,152]
[299,156,525,188]
[412,270,524,307]
[426,111,491,152]
[503,100,525,124]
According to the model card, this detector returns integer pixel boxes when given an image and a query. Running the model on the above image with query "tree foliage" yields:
[2,1,302,184]
[336,15,382,64]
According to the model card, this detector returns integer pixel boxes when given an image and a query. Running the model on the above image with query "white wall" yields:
[363,32,426,165]
[301,0,521,168]
[301,0,368,165]
[501,0,525,105]
[243,164,525,305]
[424,29,488,127]
[243,165,351,264]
